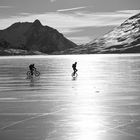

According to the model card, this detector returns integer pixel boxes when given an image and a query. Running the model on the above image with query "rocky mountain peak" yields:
[32,19,42,27]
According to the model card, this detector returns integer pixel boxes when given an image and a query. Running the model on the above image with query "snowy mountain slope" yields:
[61,12,140,54]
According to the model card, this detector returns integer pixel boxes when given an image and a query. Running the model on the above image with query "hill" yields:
[0,19,77,55]
[61,12,140,54]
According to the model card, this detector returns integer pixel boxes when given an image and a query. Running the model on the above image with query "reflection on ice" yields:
[0,55,140,140]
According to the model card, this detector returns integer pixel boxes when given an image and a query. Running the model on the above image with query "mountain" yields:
[87,12,140,53]
[1,12,140,55]
[0,19,77,55]
[62,12,140,54]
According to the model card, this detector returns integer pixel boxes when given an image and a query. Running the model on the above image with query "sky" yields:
[0,0,140,44]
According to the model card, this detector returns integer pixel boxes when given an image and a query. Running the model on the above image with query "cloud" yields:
[68,36,92,44]
[117,10,140,14]
[0,9,139,30]
[57,6,87,12]
[43,10,140,29]
[50,0,56,3]
[0,6,12,8]
[19,13,32,16]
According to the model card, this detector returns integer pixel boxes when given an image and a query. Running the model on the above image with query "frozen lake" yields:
[0,54,140,140]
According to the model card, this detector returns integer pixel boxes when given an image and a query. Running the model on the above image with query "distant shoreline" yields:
[0,53,140,59]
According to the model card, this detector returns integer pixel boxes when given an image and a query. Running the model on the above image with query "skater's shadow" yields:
[72,76,77,81]
[29,77,35,87]
[26,76,39,87]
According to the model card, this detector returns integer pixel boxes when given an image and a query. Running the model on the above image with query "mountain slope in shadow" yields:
[0,19,77,55]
